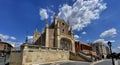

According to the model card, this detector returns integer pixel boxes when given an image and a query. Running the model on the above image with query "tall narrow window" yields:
[62,23,64,26]
[62,29,64,33]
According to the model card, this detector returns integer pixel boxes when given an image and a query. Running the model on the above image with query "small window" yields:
[62,29,64,33]
[62,23,64,26]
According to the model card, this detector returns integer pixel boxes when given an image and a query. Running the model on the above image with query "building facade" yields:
[33,14,75,52]
[0,39,13,56]
[75,41,97,56]
[92,42,109,59]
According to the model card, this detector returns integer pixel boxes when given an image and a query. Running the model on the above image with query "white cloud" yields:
[0,33,16,41]
[28,35,33,42]
[58,0,107,31]
[113,45,120,53]
[47,8,54,14]
[100,28,117,38]
[94,39,115,44]
[82,31,87,34]
[39,8,49,20]
[117,47,120,49]
[113,47,120,53]
[74,35,81,40]
[94,39,107,44]
[28,36,33,40]
[6,40,23,48]
[10,36,16,40]
[0,34,9,40]
[0,33,21,48]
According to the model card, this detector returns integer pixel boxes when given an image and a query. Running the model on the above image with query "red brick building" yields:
[75,41,97,56]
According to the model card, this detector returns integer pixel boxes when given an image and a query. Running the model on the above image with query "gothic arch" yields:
[60,38,72,51]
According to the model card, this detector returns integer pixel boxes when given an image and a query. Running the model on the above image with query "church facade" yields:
[33,14,75,52]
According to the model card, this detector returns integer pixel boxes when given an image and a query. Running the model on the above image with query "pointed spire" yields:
[54,12,57,19]
[42,28,44,34]
[53,12,58,25]
[33,28,39,43]
[46,19,49,28]
[25,32,28,43]
[34,28,38,33]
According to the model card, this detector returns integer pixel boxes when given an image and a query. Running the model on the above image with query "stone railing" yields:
[23,44,69,52]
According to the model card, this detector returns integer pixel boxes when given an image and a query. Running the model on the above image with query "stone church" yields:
[9,14,99,65]
[33,14,75,52]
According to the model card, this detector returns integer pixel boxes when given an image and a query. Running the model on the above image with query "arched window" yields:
[60,38,72,51]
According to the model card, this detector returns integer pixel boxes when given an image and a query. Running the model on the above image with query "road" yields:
[0,57,5,65]
[41,61,91,65]
[0,56,9,65]
[1,58,120,65]
[94,59,113,65]
[94,59,120,65]
[118,60,120,65]
[57,61,90,65]
[42,59,120,65]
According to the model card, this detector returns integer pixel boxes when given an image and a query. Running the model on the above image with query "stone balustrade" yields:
[23,44,69,52]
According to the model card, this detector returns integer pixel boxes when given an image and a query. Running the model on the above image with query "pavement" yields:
[40,61,91,65]
[1,58,120,65]
[117,60,120,65]
[0,55,9,65]
[0,57,4,65]
[40,59,120,65]
[93,59,119,65]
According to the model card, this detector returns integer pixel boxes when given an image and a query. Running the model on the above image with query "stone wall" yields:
[10,45,69,65]
[22,49,69,65]
[9,51,22,65]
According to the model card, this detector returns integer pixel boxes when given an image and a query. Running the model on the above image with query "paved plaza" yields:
[41,59,120,65]
[1,58,120,65]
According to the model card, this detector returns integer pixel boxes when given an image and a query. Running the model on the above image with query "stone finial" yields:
[42,28,44,33]
[33,28,39,43]
[46,19,49,28]
[53,12,58,25]
[54,12,57,19]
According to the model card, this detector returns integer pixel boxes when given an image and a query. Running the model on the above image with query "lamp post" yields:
[107,41,115,65]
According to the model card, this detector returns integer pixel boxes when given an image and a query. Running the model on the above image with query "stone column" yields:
[57,37,60,49]
[45,20,49,47]
[72,40,75,53]
[56,20,60,48]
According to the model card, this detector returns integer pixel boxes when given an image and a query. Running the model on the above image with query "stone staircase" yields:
[69,51,92,62]
[69,51,85,61]
[78,52,92,62]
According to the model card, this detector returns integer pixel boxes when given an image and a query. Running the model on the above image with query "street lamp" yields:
[107,41,115,65]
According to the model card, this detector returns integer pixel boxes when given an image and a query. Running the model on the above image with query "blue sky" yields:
[0,0,120,52]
